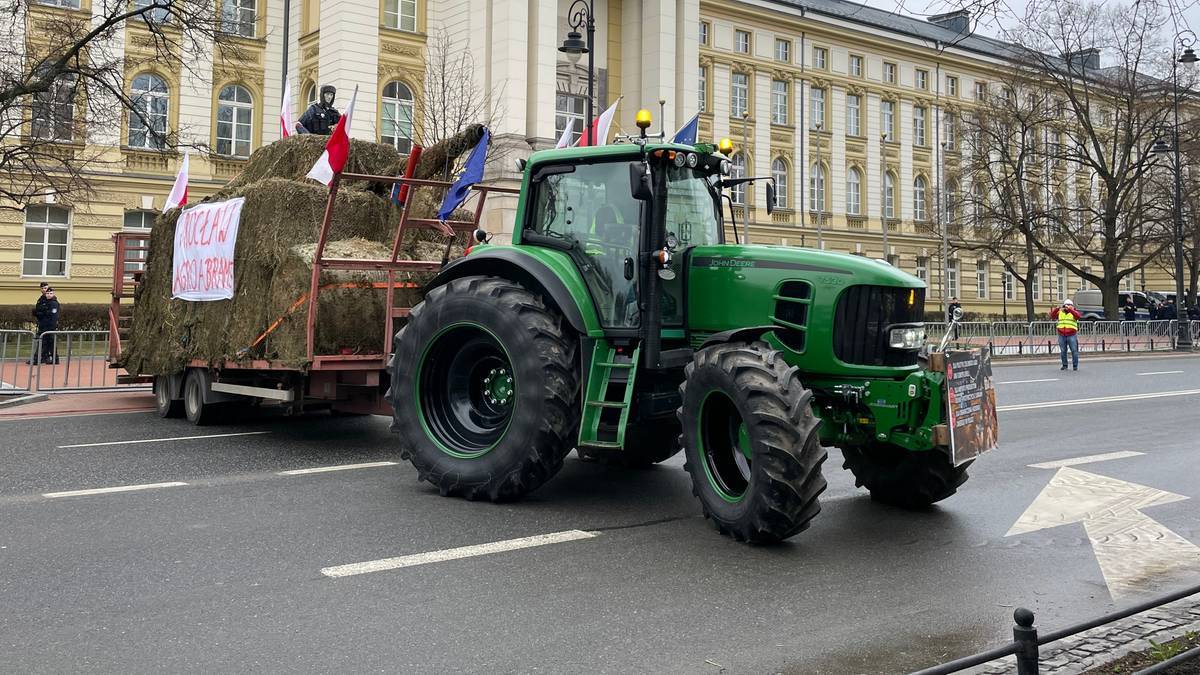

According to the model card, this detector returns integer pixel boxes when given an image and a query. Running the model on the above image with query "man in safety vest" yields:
[1050,299,1082,371]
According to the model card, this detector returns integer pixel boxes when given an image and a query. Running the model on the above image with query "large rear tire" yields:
[840,444,971,508]
[154,374,183,418]
[388,276,579,502]
[183,369,218,426]
[678,341,827,544]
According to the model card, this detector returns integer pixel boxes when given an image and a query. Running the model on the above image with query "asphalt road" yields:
[2,354,1199,674]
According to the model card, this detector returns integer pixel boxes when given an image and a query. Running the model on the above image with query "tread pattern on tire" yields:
[678,341,828,544]
[388,276,579,502]
[840,445,970,509]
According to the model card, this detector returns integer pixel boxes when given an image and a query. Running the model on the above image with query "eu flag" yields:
[672,114,699,145]
[437,128,491,221]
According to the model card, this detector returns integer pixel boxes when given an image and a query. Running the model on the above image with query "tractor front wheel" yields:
[840,444,971,509]
[389,276,579,502]
[678,341,827,544]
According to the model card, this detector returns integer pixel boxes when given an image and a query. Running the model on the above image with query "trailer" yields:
[108,174,518,424]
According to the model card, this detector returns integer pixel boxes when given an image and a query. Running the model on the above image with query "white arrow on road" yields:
[1007,466,1200,598]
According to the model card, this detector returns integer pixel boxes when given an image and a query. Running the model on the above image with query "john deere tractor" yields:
[388,114,988,543]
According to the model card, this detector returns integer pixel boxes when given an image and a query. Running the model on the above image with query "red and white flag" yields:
[555,118,575,149]
[306,85,358,186]
[578,98,620,147]
[163,151,189,212]
[280,79,296,138]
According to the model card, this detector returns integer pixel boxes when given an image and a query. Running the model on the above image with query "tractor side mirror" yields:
[766,181,777,215]
[629,162,652,201]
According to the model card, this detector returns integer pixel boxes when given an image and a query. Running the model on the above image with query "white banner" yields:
[171,198,244,301]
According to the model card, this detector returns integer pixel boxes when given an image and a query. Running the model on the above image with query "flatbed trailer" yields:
[108,173,518,424]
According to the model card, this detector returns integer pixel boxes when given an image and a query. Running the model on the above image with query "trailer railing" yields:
[908,583,1200,675]
[929,320,1196,355]
[305,172,520,366]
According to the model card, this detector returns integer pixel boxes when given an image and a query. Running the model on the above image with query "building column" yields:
[640,0,677,131]
[527,0,557,146]
[829,84,846,227]
[177,27,214,151]
[795,77,807,225]
[753,70,771,224]
[712,62,730,144]
[865,93,881,235]
[263,0,287,144]
[674,0,700,126]
[319,0,379,139]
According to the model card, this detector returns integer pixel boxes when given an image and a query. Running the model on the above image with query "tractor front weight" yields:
[812,370,948,453]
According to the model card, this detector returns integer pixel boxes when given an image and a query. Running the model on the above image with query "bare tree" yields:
[960,0,1176,317]
[0,0,247,210]
[413,26,505,180]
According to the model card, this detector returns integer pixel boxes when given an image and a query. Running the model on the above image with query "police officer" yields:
[33,286,60,364]
[298,85,341,135]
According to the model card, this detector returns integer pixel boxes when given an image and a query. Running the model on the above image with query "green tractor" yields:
[388,119,989,543]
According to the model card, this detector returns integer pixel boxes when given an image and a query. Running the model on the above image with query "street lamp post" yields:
[559,0,596,144]
[1153,34,1197,349]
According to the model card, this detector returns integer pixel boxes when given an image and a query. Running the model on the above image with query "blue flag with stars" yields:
[437,128,490,221]
[672,113,699,145]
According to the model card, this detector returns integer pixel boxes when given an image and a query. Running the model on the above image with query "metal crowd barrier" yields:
[933,320,1196,355]
[25,330,149,393]
[0,329,37,395]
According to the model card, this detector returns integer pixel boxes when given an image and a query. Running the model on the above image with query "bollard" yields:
[1127,339,1131,352]
[1013,608,1040,675]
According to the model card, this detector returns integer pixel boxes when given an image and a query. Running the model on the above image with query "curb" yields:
[0,393,50,409]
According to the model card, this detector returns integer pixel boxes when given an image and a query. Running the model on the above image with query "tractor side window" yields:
[659,166,722,325]
[530,162,642,328]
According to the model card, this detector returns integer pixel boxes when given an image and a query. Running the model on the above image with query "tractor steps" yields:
[577,341,640,451]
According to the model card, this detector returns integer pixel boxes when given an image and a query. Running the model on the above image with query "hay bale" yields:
[121,176,453,376]
[224,135,402,194]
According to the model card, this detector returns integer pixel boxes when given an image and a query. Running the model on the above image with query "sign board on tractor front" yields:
[171,198,244,301]
[945,347,999,466]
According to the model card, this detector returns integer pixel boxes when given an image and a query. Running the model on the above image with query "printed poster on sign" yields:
[945,347,999,466]
[171,198,244,301]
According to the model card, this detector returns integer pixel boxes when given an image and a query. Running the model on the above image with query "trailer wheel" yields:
[840,444,971,508]
[389,276,579,502]
[183,369,218,426]
[678,341,827,544]
[154,375,183,418]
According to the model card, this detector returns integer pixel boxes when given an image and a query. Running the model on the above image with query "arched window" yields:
[943,178,959,222]
[216,84,253,157]
[128,74,168,149]
[884,172,896,219]
[730,153,747,204]
[23,205,70,277]
[381,81,414,154]
[846,167,862,215]
[771,158,788,209]
[914,175,928,221]
[809,163,825,212]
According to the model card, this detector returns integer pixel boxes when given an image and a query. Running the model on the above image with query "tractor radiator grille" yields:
[833,285,925,367]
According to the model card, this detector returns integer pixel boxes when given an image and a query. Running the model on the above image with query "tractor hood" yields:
[686,243,927,377]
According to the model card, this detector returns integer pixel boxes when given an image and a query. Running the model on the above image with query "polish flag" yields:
[555,118,575,149]
[163,152,189,212]
[306,85,358,186]
[578,98,620,147]
[280,79,296,138]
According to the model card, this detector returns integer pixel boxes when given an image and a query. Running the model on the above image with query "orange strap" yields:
[237,281,416,356]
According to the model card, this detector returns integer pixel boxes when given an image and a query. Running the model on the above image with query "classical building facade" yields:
[2,0,1165,313]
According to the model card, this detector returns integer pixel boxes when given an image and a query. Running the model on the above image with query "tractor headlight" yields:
[673,151,687,167]
[888,326,926,350]
[686,152,699,168]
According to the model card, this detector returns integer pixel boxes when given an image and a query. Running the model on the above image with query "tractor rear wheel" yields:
[153,375,183,418]
[577,418,682,467]
[840,444,971,508]
[389,276,579,502]
[678,341,827,544]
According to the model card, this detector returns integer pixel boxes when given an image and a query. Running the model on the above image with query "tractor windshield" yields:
[659,165,722,249]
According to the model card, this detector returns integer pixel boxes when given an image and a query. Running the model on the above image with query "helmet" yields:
[1063,299,1074,306]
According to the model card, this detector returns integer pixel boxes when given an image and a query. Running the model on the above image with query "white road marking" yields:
[1138,370,1184,376]
[1007,467,1199,598]
[57,431,270,448]
[277,461,398,475]
[322,530,600,578]
[0,410,154,422]
[997,388,1200,413]
[997,378,1059,385]
[1028,450,1145,469]
[43,481,188,499]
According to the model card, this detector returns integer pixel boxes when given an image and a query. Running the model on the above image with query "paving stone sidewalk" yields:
[965,597,1200,675]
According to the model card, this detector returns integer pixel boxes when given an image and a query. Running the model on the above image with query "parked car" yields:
[1071,289,1154,320]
